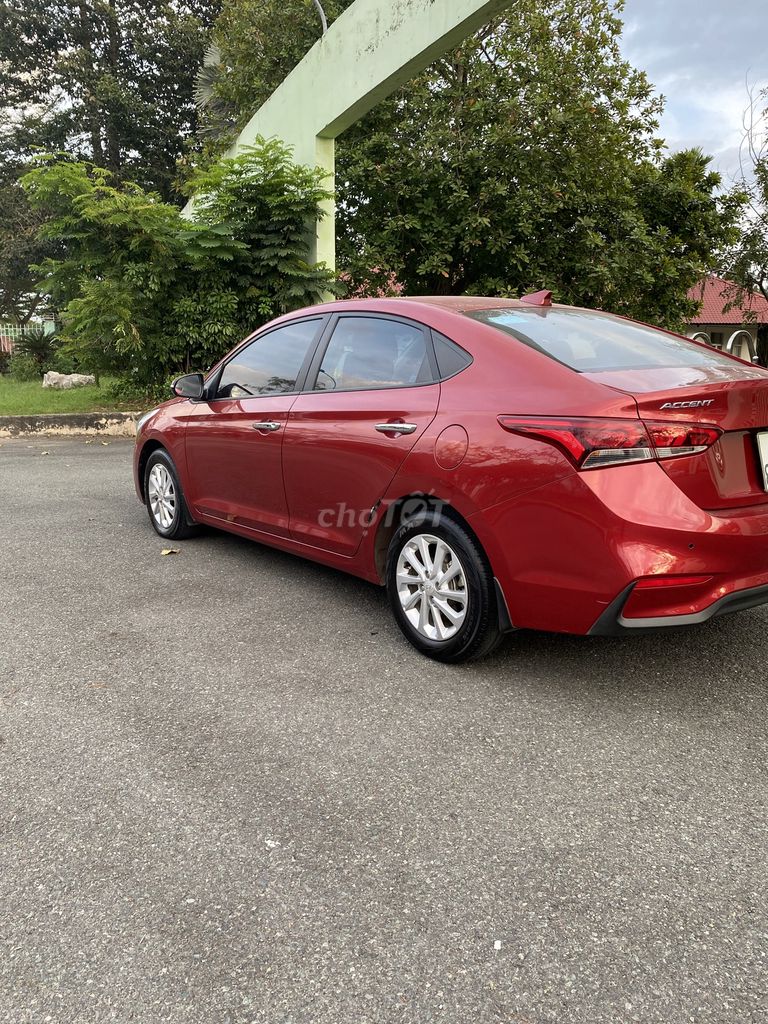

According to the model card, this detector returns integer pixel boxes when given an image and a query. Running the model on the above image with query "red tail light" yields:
[497,417,653,469]
[497,416,722,470]
[643,421,722,459]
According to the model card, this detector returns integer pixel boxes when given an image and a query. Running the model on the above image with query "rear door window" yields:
[466,307,746,372]
[313,316,432,391]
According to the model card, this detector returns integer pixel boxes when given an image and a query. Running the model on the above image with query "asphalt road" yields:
[1,437,766,1024]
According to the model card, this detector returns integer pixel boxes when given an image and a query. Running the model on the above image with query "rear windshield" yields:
[465,307,743,373]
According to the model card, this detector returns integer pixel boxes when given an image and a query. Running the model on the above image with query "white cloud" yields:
[620,0,768,181]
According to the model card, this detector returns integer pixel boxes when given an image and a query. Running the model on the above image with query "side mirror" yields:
[172,373,205,400]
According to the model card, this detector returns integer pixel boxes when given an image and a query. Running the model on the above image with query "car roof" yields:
[296,295,537,317]
[392,296,528,313]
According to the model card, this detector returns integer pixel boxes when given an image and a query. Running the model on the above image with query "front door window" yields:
[216,319,321,398]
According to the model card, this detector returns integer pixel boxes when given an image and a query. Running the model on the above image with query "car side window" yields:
[216,319,321,399]
[432,331,473,380]
[314,317,432,391]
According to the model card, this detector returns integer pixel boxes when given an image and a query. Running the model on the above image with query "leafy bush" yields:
[49,349,78,374]
[9,352,41,381]
[22,140,339,388]
[14,327,58,373]
[0,350,9,375]
[107,373,179,405]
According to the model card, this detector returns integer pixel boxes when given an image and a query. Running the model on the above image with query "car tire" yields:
[144,449,198,540]
[385,508,503,662]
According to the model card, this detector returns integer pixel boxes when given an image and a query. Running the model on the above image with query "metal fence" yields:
[0,318,57,354]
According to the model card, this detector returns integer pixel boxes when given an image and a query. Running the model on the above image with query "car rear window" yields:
[465,307,743,372]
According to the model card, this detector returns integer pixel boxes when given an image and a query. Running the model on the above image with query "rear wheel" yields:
[144,449,197,540]
[386,510,502,662]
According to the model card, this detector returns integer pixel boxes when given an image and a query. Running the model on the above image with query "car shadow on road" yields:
[177,521,768,706]
[481,609,768,710]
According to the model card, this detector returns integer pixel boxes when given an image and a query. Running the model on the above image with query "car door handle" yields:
[251,421,281,432]
[375,422,418,435]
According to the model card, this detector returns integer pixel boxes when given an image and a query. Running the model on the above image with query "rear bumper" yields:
[469,460,768,635]
[588,581,768,635]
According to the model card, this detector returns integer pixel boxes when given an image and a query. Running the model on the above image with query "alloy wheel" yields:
[395,533,468,641]
[147,463,176,531]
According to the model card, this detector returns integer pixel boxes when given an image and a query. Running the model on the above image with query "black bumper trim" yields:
[494,577,515,633]
[588,582,768,636]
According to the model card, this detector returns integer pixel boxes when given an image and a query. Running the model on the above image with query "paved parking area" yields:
[1,437,767,1023]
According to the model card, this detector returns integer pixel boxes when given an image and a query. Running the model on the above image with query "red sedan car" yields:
[133,294,768,661]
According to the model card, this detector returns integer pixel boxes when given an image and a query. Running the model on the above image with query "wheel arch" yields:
[136,439,166,502]
[373,493,487,581]
[373,493,513,633]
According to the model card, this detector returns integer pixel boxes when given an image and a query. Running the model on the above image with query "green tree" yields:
[199,0,352,148]
[0,176,55,322]
[0,0,219,199]
[205,0,740,329]
[725,88,768,302]
[0,106,63,321]
[0,0,220,321]
[719,87,768,363]
[334,2,740,327]
[21,139,337,386]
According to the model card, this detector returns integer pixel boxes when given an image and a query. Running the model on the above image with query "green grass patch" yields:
[0,376,151,416]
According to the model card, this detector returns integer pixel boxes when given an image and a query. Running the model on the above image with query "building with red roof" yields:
[686,275,768,362]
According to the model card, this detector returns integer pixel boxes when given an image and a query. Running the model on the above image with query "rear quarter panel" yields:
[380,312,643,518]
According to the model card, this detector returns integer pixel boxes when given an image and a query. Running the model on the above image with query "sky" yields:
[620,0,768,185]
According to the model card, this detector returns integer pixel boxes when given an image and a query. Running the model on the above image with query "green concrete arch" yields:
[187,0,512,269]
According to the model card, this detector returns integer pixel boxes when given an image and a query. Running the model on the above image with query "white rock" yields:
[42,371,96,389]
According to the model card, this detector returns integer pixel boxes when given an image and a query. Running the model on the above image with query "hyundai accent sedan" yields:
[133,293,768,661]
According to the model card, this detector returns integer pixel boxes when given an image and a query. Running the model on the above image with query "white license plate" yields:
[758,431,768,491]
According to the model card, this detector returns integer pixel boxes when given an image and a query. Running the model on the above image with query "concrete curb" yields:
[0,411,142,438]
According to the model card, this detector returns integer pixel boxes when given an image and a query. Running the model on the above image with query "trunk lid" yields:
[586,364,768,509]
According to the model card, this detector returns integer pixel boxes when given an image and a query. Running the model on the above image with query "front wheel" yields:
[385,510,502,662]
[144,449,197,540]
